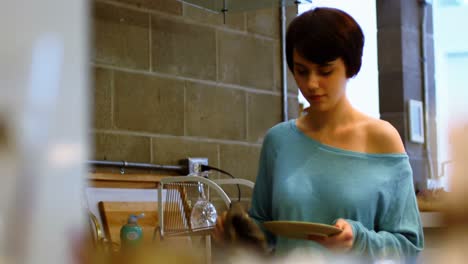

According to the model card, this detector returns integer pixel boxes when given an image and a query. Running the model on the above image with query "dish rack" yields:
[154,175,255,240]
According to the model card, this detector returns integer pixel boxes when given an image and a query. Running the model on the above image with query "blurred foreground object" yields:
[445,124,468,225]
[222,202,268,255]
[422,123,468,264]
[0,0,89,263]
[75,238,206,264]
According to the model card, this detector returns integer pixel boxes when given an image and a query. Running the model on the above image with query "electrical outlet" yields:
[187,157,208,175]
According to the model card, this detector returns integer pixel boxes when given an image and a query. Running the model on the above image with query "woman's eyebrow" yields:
[294,62,334,68]
[293,62,307,68]
[319,62,334,67]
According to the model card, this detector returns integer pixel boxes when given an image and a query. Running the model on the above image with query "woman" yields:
[215,7,423,261]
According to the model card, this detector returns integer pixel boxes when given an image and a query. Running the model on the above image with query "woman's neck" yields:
[302,97,358,132]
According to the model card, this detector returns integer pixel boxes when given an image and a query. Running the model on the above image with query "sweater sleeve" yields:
[347,159,424,261]
[248,132,277,247]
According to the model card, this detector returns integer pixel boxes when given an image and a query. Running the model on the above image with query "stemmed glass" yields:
[190,181,217,230]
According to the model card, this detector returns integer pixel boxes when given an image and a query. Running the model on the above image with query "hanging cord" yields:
[200,165,241,202]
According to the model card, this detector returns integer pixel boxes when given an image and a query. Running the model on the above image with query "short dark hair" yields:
[286,7,365,78]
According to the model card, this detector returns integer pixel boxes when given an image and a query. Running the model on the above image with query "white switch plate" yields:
[408,99,425,144]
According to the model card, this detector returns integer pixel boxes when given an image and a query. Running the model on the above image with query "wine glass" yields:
[190,182,217,230]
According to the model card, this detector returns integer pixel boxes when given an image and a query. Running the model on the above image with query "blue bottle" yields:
[120,213,144,249]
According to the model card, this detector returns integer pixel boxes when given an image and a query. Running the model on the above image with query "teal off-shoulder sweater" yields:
[249,120,424,261]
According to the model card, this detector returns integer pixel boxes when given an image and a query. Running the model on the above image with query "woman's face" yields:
[292,49,349,112]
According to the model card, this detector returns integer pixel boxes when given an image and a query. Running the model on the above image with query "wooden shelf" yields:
[88,172,173,189]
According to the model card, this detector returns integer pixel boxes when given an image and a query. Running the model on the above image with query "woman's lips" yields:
[309,95,325,101]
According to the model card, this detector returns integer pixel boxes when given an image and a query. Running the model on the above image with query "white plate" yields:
[263,221,342,240]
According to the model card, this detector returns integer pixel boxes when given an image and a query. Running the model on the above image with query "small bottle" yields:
[120,213,144,249]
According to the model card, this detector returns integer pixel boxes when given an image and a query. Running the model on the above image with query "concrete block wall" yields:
[91,0,299,184]
[377,0,437,191]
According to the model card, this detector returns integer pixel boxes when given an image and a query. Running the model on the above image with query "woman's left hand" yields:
[307,219,354,252]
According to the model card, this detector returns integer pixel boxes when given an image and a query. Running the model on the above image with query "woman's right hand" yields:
[212,211,228,244]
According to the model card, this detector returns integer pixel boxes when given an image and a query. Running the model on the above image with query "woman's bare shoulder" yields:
[362,117,406,154]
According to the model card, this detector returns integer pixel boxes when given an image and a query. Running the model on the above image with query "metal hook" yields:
[222,0,228,24]
[120,160,128,174]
